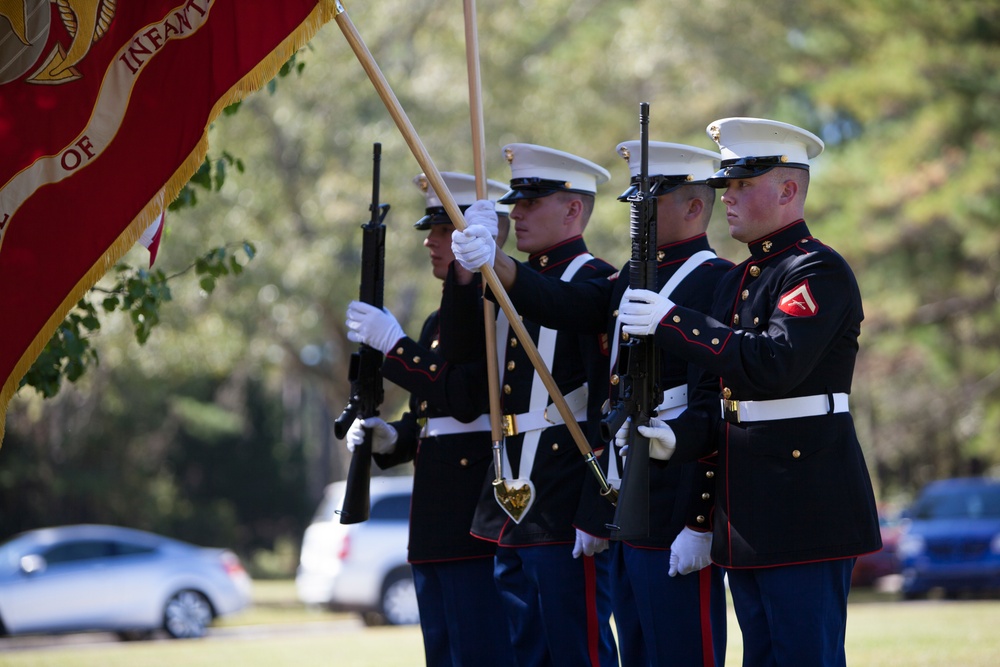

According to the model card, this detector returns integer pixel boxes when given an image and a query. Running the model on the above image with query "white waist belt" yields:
[657,384,687,412]
[421,414,492,438]
[655,384,688,421]
[420,385,589,438]
[722,392,849,424]
[502,384,589,437]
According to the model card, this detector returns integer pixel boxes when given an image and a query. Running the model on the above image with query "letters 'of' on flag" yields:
[0,0,339,443]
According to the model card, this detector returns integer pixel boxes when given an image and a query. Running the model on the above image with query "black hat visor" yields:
[706,156,809,188]
[617,174,696,201]
[413,205,468,230]
[498,177,590,204]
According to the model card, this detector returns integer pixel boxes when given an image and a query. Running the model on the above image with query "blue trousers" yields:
[494,543,618,667]
[610,542,727,667]
[412,559,515,667]
[726,559,855,667]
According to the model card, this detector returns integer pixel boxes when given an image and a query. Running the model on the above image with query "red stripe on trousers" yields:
[698,566,715,667]
[584,555,600,666]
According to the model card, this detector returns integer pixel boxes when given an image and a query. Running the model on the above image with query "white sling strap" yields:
[497,253,593,484]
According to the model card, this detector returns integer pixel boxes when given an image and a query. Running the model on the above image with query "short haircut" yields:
[690,183,716,219]
[771,166,810,199]
[554,190,595,226]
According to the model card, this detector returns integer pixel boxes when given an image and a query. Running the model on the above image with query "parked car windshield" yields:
[912,486,1000,520]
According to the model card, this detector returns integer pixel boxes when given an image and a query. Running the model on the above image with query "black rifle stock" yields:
[603,102,660,540]
[334,143,390,525]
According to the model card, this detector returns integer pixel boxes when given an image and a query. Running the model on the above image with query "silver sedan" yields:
[0,524,252,640]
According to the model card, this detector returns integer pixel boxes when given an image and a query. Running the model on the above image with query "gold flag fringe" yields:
[0,0,341,445]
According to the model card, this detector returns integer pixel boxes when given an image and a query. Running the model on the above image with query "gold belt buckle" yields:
[723,399,741,424]
[502,414,518,438]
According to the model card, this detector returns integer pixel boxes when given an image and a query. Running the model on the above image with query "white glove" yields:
[614,417,674,461]
[451,224,496,273]
[463,199,500,238]
[669,527,712,576]
[572,529,609,559]
[618,288,675,337]
[614,418,631,455]
[637,418,676,461]
[345,301,405,355]
[345,417,398,455]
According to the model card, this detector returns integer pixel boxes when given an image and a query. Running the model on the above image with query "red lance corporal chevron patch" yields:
[778,280,818,317]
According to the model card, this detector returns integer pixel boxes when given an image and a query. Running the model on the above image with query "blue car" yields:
[897,477,1000,599]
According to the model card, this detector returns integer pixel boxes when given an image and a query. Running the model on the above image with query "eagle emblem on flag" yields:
[0,0,116,85]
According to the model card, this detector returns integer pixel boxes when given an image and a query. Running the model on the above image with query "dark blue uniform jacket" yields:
[374,310,497,564]
[442,236,616,546]
[661,221,882,568]
[504,234,733,548]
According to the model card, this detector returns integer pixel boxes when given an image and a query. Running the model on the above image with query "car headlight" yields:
[897,533,926,560]
[991,533,1000,555]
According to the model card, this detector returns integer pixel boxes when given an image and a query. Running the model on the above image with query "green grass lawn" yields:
[1,580,998,666]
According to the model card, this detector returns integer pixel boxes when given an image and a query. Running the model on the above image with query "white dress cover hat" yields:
[704,117,824,187]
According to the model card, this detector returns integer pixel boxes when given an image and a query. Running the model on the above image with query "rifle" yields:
[333,142,390,525]
[601,102,660,540]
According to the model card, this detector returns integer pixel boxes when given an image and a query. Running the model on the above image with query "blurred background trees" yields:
[2,0,997,575]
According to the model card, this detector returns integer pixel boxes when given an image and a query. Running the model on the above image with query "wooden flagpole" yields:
[462,0,506,478]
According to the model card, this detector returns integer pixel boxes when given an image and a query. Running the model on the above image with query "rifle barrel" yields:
[337,143,389,525]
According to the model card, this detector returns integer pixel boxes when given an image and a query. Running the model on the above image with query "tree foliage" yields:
[20,243,255,399]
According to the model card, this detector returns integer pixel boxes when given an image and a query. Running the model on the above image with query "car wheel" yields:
[163,590,214,639]
[380,570,419,626]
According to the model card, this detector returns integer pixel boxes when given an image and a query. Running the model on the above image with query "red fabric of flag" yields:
[0,0,337,443]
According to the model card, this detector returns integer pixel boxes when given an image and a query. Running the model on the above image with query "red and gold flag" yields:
[0,0,337,442]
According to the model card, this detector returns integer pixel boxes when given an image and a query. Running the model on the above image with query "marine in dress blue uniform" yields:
[447,144,619,667]
[462,141,732,666]
[344,172,516,667]
[617,118,883,667]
